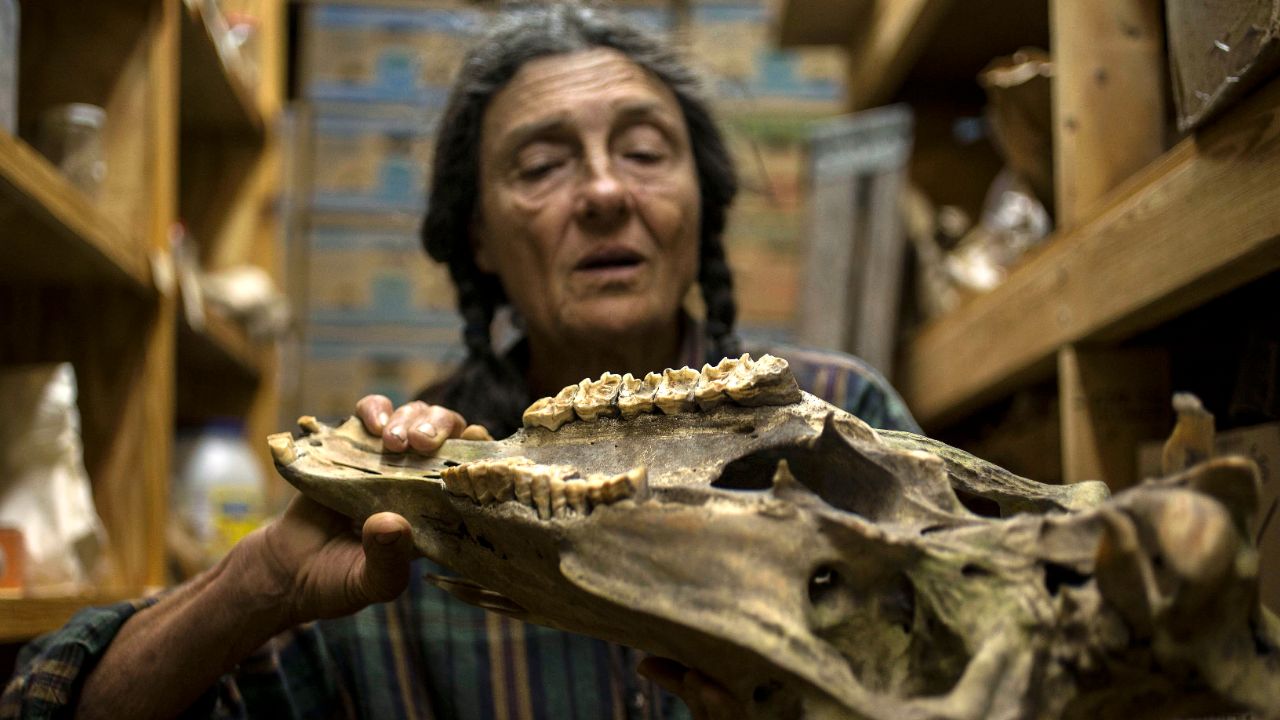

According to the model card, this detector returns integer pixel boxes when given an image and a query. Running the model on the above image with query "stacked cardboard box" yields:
[294,2,488,416]
[288,1,847,418]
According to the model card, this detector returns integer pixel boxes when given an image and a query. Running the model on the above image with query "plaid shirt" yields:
[2,342,918,720]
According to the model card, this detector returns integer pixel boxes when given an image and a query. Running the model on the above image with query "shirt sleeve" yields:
[1,599,345,720]
[0,598,160,719]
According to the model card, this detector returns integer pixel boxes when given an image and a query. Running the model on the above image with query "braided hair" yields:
[419,2,741,436]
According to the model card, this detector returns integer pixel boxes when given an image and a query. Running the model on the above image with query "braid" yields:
[699,234,742,362]
[417,255,529,438]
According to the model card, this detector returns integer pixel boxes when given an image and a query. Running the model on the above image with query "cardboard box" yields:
[304,219,459,329]
[1166,0,1280,131]
[300,339,463,420]
[689,2,844,111]
[301,4,489,107]
[310,112,436,213]
[1138,422,1280,613]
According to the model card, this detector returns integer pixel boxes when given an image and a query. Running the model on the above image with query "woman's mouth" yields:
[574,248,647,281]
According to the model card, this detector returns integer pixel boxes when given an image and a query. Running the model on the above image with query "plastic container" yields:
[35,103,107,199]
[0,0,16,134]
[172,419,267,562]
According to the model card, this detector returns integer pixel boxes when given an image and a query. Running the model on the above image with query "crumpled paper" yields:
[0,363,108,595]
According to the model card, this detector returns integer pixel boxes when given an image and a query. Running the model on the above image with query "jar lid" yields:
[41,103,106,128]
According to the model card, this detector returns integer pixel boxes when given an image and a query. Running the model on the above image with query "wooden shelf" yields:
[0,131,152,291]
[0,594,133,644]
[180,0,264,140]
[180,299,264,383]
[900,75,1280,429]
[775,0,869,47]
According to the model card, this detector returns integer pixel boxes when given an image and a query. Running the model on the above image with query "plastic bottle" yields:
[0,0,17,134]
[172,419,266,562]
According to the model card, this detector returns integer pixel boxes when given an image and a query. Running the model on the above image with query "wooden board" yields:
[0,132,151,289]
[1052,0,1166,227]
[179,0,264,140]
[0,595,133,644]
[1058,346,1171,490]
[900,74,1280,429]
[843,0,953,110]
[775,0,870,47]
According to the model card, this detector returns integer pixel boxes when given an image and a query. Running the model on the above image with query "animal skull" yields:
[270,356,1280,719]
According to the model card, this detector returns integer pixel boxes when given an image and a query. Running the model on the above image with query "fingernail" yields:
[377,411,389,429]
[389,425,406,441]
[376,530,401,545]
[416,422,437,439]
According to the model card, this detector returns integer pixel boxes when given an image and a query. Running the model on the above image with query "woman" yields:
[3,5,917,719]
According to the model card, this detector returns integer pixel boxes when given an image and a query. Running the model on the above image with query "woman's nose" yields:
[575,157,630,227]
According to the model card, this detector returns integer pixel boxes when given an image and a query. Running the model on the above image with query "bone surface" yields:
[275,379,1280,720]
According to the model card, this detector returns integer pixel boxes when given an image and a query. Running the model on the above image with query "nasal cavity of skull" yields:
[953,488,1003,518]
[808,565,915,635]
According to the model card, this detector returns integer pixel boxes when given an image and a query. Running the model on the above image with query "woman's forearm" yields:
[75,534,289,720]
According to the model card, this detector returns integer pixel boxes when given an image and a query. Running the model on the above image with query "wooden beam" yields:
[1051,0,1166,227]
[900,75,1280,429]
[1058,346,1171,490]
[844,0,953,111]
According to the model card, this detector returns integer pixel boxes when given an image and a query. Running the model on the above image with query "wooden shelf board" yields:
[0,132,152,290]
[180,300,264,383]
[0,594,134,644]
[180,0,265,140]
[844,0,953,110]
[900,76,1280,429]
[775,0,869,47]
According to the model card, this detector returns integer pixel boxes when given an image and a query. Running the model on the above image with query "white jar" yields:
[173,419,266,561]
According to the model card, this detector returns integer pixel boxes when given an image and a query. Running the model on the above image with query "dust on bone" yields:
[521,354,801,431]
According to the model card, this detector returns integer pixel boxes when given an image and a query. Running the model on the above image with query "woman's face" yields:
[473,48,701,346]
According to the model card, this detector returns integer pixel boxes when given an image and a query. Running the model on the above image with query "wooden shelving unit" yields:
[0,132,151,290]
[779,0,1280,490]
[0,0,284,648]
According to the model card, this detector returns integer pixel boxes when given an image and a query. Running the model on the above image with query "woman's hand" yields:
[637,657,746,720]
[242,495,418,628]
[355,395,493,453]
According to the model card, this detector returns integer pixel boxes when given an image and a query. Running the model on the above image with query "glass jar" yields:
[35,103,107,200]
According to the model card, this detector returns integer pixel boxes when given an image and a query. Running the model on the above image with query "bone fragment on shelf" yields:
[725,353,801,406]
[574,372,622,422]
[694,355,743,410]
[617,372,661,419]
[655,366,700,414]
[522,384,578,430]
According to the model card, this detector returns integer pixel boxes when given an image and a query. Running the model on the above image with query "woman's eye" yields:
[517,159,563,182]
[624,150,664,164]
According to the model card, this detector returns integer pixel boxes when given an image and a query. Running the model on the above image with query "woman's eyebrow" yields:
[614,100,675,124]
[501,115,570,156]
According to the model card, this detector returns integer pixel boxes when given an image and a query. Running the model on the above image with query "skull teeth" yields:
[521,354,800,430]
[440,457,648,519]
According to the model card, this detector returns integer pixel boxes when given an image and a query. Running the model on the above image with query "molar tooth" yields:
[549,474,568,517]
[522,384,579,430]
[622,466,649,501]
[574,372,622,422]
[694,356,738,410]
[513,467,534,506]
[564,480,589,515]
[441,465,473,499]
[471,463,495,504]
[617,372,661,419]
[654,366,700,414]
[725,353,801,406]
[268,433,297,465]
[586,474,608,508]
[531,470,552,520]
